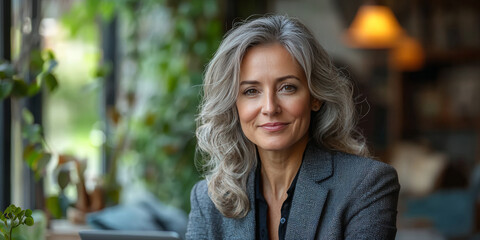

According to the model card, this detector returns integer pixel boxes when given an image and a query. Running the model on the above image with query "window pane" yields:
[42,0,102,199]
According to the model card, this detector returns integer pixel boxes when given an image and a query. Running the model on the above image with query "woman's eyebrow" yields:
[240,75,301,85]
[239,80,260,85]
[277,75,301,82]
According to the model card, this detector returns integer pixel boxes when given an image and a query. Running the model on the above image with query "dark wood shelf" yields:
[397,46,480,164]
[425,48,480,65]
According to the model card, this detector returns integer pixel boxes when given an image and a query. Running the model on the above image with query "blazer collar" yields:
[237,141,333,239]
[300,140,334,183]
[286,141,333,239]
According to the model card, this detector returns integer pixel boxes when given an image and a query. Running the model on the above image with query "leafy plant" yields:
[0,50,58,100]
[115,0,222,211]
[0,204,34,240]
[22,109,52,180]
[1,50,59,221]
[0,50,59,180]
[61,0,222,212]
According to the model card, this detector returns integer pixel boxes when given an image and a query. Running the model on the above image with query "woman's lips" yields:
[259,122,289,132]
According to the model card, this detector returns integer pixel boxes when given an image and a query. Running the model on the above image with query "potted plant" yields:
[0,204,34,240]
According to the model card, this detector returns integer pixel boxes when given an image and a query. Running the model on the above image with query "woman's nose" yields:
[261,91,281,116]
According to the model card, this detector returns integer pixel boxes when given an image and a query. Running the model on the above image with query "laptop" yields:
[79,230,181,240]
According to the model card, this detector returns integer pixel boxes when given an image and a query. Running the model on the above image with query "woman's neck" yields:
[258,136,308,201]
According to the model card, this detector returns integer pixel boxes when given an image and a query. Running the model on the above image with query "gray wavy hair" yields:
[196,15,369,218]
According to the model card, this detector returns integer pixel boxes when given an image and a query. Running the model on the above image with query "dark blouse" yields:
[255,161,301,240]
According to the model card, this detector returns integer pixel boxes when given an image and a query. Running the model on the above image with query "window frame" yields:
[0,0,12,211]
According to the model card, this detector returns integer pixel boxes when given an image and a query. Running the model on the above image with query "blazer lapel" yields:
[227,169,256,239]
[285,142,333,239]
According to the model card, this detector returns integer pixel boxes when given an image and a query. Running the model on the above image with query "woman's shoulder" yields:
[307,141,395,174]
[334,151,394,170]
[192,179,207,192]
[191,180,210,204]
[305,142,398,182]
[319,151,400,205]
[190,179,222,213]
[327,150,399,184]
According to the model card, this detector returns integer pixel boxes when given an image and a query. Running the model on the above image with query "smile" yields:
[259,122,289,132]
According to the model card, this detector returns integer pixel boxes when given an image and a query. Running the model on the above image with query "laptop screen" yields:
[79,230,181,240]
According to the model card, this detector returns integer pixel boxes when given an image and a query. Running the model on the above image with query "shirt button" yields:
[280,217,286,224]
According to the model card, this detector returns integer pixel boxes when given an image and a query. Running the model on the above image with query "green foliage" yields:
[22,108,51,180]
[61,0,222,212]
[0,50,59,179]
[0,62,14,99]
[0,205,34,240]
[117,0,221,211]
[0,50,58,100]
[61,0,116,41]
[45,196,62,219]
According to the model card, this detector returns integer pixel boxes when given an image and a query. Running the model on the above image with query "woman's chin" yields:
[256,141,292,152]
[254,134,309,153]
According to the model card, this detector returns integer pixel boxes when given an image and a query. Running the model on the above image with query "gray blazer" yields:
[186,142,400,239]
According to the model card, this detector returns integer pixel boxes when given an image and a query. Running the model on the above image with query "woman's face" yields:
[236,43,317,153]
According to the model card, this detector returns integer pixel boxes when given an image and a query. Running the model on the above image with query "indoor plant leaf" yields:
[26,78,41,97]
[0,61,14,79]
[34,153,51,179]
[29,49,44,76]
[0,80,13,99]
[23,144,42,169]
[22,109,34,125]
[44,73,58,92]
[11,77,29,97]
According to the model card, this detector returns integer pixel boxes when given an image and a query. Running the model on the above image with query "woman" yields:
[187,15,399,240]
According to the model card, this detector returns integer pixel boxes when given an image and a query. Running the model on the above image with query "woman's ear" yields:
[311,99,322,112]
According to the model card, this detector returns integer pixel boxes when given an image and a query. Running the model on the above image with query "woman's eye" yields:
[280,85,297,92]
[244,89,258,96]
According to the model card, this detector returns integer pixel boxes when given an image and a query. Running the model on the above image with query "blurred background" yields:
[0,0,479,239]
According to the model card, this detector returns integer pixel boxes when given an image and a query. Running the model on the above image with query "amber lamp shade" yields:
[344,5,405,49]
[389,35,425,71]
